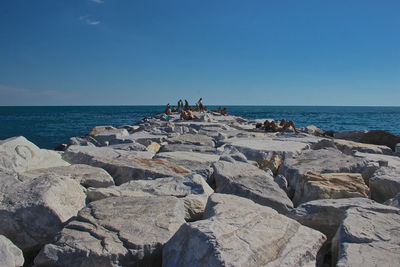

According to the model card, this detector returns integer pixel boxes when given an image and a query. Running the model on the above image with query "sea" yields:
[1,106,399,149]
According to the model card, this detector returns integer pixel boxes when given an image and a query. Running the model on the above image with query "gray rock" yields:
[0,136,69,173]
[155,151,220,181]
[163,193,326,267]
[212,160,293,214]
[290,198,399,242]
[279,148,368,196]
[86,174,213,221]
[166,134,215,147]
[274,174,289,193]
[354,151,400,169]
[0,235,24,267]
[63,145,189,185]
[384,192,400,208]
[312,138,393,155]
[369,167,400,203]
[34,196,185,267]
[0,175,86,255]
[20,164,115,188]
[159,143,217,153]
[333,207,400,267]
[333,130,368,142]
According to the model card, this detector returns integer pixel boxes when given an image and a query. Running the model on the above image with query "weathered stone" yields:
[312,138,393,155]
[146,142,161,153]
[384,192,400,208]
[279,148,368,196]
[360,130,400,151]
[354,151,400,169]
[333,207,400,267]
[290,198,398,242]
[267,154,283,175]
[292,172,369,206]
[63,145,189,185]
[20,164,115,188]
[212,160,293,214]
[87,125,117,136]
[155,151,220,181]
[0,136,69,173]
[159,143,217,153]
[303,125,325,136]
[163,193,326,267]
[86,175,213,221]
[0,235,24,267]
[0,175,86,255]
[34,196,185,267]
[333,130,368,142]
[274,174,289,193]
[166,134,215,147]
[369,167,400,203]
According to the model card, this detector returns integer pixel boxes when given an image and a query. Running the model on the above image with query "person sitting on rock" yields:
[180,110,198,120]
[220,108,228,116]
[165,104,172,115]
[263,119,298,133]
[172,106,177,112]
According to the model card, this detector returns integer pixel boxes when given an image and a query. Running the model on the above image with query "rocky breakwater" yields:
[1,111,400,266]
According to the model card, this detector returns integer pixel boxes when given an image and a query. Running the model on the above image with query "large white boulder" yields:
[0,136,69,173]
[34,196,185,267]
[212,161,293,214]
[0,174,86,255]
[163,194,326,267]
[369,167,400,203]
[0,235,24,267]
[333,207,400,267]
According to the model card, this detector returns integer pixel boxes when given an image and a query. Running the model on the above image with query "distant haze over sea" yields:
[0,105,399,149]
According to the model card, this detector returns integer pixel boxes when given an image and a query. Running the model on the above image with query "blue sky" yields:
[0,0,399,106]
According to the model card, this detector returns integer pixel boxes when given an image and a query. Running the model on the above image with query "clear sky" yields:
[0,0,399,106]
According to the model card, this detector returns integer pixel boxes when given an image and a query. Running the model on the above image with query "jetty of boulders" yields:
[1,110,400,266]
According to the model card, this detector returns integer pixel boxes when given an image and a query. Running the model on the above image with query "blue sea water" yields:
[0,106,399,149]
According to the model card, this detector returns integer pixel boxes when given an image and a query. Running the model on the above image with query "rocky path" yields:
[1,111,399,266]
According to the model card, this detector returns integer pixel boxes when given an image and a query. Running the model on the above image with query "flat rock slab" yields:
[369,167,400,203]
[20,164,115,188]
[0,136,69,173]
[290,198,399,241]
[163,193,326,267]
[87,174,214,221]
[166,134,215,147]
[0,234,24,267]
[213,160,293,214]
[292,172,369,206]
[34,196,185,267]
[279,148,368,194]
[155,151,220,181]
[159,143,217,153]
[333,207,400,267]
[0,175,86,255]
[223,137,310,161]
[63,145,189,185]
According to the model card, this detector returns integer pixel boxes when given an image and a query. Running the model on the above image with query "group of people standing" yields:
[165,98,205,120]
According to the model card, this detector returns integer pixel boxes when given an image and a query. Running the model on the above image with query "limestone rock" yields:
[369,167,400,203]
[34,196,185,267]
[63,145,189,185]
[155,151,220,181]
[0,235,24,267]
[354,151,400,169]
[0,175,86,255]
[292,172,369,206]
[212,160,293,214]
[290,198,398,242]
[20,164,115,188]
[146,142,161,153]
[160,143,217,153]
[279,148,368,196]
[0,136,69,173]
[87,125,117,136]
[163,193,326,267]
[86,174,213,221]
[333,207,400,267]
[166,134,215,147]
[312,138,393,155]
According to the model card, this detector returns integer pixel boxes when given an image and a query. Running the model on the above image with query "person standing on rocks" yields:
[184,100,190,111]
[198,98,204,113]
[178,99,183,112]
